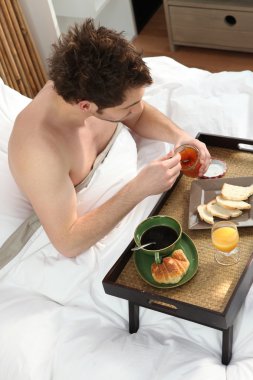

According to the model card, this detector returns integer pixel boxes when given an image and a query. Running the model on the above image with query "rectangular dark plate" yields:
[189,176,253,229]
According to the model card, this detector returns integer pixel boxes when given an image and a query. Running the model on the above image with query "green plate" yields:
[134,232,198,289]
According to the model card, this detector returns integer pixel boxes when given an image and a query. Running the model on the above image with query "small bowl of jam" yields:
[174,144,201,178]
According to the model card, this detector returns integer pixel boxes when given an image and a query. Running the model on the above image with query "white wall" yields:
[55,0,137,40]
[19,0,137,73]
[52,0,110,18]
[19,0,60,73]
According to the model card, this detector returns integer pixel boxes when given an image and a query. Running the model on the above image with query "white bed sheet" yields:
[0,56,253,380]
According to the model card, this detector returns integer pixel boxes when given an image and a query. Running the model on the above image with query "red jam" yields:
[175,145,201,178]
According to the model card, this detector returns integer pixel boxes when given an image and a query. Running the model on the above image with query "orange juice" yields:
[212,226,239,253]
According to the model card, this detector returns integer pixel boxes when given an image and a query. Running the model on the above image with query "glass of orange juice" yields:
[211,221,240,266]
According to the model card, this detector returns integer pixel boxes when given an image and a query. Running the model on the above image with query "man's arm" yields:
[9,139,181,258]
[124,101,211,176]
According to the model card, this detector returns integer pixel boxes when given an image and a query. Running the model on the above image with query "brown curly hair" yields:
[47,19,152,109]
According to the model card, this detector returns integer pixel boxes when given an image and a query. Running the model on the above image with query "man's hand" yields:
[134,152,181,197]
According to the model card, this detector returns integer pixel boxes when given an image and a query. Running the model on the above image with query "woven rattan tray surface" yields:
[116,146,253,314]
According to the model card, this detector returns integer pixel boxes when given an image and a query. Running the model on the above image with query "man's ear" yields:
[78,101,98,113]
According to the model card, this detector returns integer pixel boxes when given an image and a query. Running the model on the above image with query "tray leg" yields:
[222,326,233,365]
[128,301,139,334]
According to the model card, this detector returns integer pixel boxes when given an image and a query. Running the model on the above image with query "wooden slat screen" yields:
[0,0,47,98]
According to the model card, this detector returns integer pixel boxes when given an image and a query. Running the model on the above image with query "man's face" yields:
[93,86,145,123]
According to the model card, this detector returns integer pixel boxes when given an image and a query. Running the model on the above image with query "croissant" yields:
[151,249,190,284]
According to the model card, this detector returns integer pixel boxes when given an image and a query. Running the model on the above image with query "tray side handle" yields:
[237,143,253,153]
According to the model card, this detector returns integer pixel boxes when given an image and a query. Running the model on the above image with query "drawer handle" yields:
[149,299,178,310]
[225,15,237,26]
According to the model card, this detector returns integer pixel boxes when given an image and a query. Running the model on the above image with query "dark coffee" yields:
[140,225,178,250]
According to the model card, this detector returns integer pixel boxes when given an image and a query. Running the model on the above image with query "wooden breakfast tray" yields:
[103,134,253,364]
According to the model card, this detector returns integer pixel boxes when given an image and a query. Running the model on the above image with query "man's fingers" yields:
[160,151,174,161]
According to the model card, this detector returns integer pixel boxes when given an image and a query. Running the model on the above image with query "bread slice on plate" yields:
[197,204,214,225]
[216,195,251,210]
[221,183,253,201]
[207,199,242,219]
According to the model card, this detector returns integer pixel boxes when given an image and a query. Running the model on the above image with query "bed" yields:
[0,56,253,380]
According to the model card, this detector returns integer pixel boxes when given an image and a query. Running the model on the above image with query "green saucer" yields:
[134,232,198,289]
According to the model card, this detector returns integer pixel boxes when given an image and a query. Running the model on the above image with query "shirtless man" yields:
[8,19,210,258]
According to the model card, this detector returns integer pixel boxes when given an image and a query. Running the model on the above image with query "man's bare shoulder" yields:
[9,111,70,198]
[10,115,64,165]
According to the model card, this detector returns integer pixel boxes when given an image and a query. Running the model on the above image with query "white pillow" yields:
[0,79,33,246]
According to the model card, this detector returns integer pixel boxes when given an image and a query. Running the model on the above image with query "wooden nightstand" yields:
[163,0,253,52]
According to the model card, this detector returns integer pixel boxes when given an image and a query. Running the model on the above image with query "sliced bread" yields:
[207,199,242,219]
[197,204,214,225]
[221,183,253,201]
[216,195,251,210]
